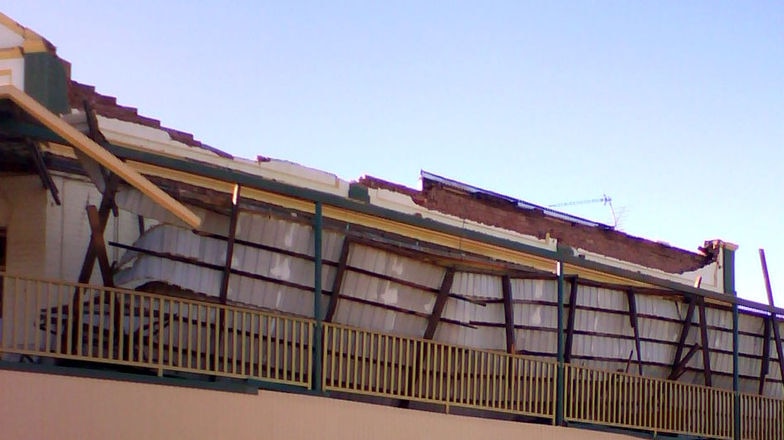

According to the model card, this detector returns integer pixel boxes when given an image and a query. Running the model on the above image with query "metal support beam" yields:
[626,289,643,375]
[313,201,323,392]
[733,300,740,440]
[760,249,784,393]
[501,275,515,353]
[556,260,565,426]
[219,184,241,304]
[324,237,351,323]
[669,296,696,380]
[698,297,713,387]
[564,276,578,363]
[423,268,456,340]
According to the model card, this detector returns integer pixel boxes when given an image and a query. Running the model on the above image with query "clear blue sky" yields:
[6,2,783,305]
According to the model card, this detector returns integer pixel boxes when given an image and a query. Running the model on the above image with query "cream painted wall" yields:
[0,369,636,440]
[0,57,24,90]
[0,175,46,278]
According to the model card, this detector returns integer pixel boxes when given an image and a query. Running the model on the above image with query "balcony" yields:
[1,273,782,440]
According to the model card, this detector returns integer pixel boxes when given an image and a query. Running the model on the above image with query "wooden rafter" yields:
[109,241,329,296]
[626,289,643,375]
[0,84,201,228]
[65,178,119,354]
[423,268,456,339]
[670,343,701,380]
[76,175,119,284]
[564,276,578,363]
[86,205,114,287]
[501,275,515,353]
[219,184,241,304]
[760,249,784,393]
[669,296,696,380]
[26,139,60,205]
[136,215,145,236]
[325,237,351,323]
[759,317,771,394]
[698,297,713,386]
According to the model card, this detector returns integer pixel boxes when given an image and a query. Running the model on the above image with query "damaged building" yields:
[0,12,781,440]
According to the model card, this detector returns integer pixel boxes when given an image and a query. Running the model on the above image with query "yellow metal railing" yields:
[564,363,735,439]
[740,392,784,440]
[322,322,556,419]
[4,274,784,439]
[0,274,313,388]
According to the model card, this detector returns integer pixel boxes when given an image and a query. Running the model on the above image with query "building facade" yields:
[0,13,781,440]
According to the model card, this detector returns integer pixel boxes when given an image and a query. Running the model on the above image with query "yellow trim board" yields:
[124,158,559,274]
[0,47,23,60]
[0,85,201,229]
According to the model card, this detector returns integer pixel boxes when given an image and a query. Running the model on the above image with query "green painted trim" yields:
[732,301,741,440]
[0,360,259,395]
[23,52,69,114]
[348,182,370,203]
[556,261,565,426]
[723,247,736,296]
[2,118,782,315]
[313,202,323,393]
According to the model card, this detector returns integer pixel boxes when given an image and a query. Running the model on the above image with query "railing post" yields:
[312,201,323,392]
[556,260,565,425]
[725,244,740,440]
[733,301,740,440]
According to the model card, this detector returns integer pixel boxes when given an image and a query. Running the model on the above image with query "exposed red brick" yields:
[67,80,232,158]
[360,175,713,274]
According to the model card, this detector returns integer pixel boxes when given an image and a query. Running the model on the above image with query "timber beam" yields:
[423,268,456,339]
[670,343,701,381]
[760,249,784,394]
[669,296,696,380]
[26,139,60,205]
[325,237,352,323]
[758,317,771,394]
[564,276,578,363]
[219,184,241,304]
[698,297,713,386]
[626,289,643,375]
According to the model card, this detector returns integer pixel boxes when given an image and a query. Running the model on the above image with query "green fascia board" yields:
[723,247,736,295]
[0,117,777,315]
[23,52,70,115]
[348,182,370,202]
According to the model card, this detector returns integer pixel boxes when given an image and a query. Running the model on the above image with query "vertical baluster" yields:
[156,298,163,372]
[117,293,125,362]
[107,291,115,360]
[44,282,53,353]
[127,293,135,362]
[255,314,262,379]
[392,335,399,396]
[33,281,42,354]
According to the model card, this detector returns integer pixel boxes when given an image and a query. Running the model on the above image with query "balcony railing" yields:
[1,273,783,439]
[322,322,556,419]
[739,392,784,440]
[564,363,735,439]
[0,274,312,388]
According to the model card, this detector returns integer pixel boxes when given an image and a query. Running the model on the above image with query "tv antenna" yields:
[548,194,620,228]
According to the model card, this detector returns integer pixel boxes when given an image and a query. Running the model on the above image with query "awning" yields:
[0,84,202,228]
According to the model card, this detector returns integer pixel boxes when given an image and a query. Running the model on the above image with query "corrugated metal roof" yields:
[112,208,783,398]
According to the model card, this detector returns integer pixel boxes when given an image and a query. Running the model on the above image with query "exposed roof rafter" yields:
[0,84,201,228]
